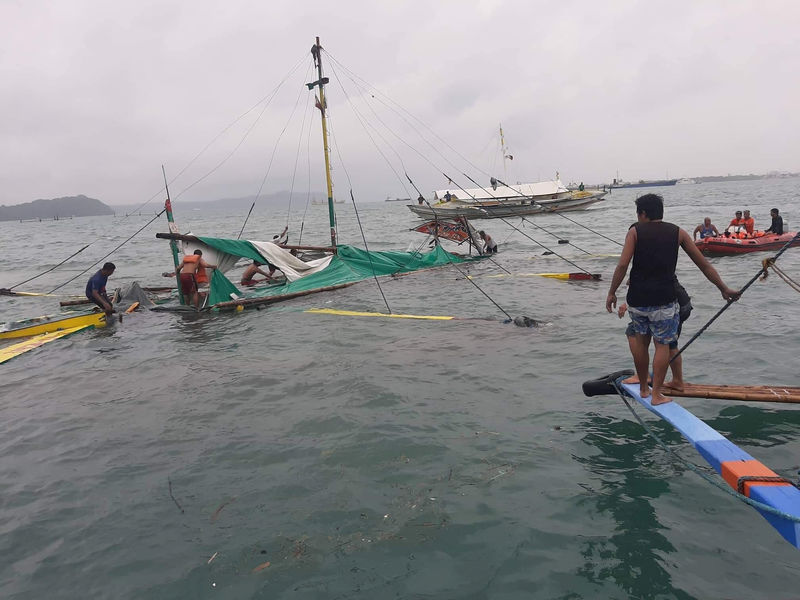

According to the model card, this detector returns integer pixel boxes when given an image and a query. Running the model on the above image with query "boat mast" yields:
[499,124,509,182]
[309,36,337,248]
[162,165,185,305]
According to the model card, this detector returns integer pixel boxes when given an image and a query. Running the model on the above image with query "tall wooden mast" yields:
[308,36,337,248]
[162,165,185,305]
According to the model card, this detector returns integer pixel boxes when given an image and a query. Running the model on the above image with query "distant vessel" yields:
[610,177,678,189]
[385,196,410,202]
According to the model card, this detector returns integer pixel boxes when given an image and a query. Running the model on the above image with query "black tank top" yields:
[627,221,680,307]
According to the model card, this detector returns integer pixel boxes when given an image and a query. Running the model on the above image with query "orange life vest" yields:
[183,254,208,284]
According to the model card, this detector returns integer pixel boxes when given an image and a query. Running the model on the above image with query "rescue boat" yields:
[696,231,800,256]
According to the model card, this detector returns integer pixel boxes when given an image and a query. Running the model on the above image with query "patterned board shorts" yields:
[626,302,680,345]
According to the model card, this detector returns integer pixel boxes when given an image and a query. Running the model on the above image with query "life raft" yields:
[695,231,800,256]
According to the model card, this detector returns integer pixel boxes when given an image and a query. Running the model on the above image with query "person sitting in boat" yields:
[742,209,755,235]
[724,211,748,237]
[605,193,740,406]
[241,261,273,286]
[176,250,217,309]
[764,208,784,236]
[479,230,497,254]
[85,262,116,315]
[693,217,719,240]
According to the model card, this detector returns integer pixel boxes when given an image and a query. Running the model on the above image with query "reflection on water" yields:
[577,412,696,599]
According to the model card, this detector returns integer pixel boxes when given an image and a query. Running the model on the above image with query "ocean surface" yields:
[1,178,799,599]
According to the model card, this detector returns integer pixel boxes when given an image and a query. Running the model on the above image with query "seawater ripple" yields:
[0,179,799,598]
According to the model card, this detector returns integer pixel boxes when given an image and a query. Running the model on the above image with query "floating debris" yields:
[251,561,271,573]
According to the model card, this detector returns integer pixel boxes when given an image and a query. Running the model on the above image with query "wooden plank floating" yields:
[0,326,89,364]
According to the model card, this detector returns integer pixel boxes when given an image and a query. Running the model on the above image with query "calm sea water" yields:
[1,179,799,599]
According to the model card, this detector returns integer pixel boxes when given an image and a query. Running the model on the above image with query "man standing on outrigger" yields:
[606,194,740,405]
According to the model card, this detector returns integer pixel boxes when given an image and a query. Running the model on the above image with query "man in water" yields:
[479,230,498,254]
[606,194,740,405]
[764,208,784,235]
[86,262,116,315]
[176,249,217,309]
[241,261,273,286]
[693,217,719,240]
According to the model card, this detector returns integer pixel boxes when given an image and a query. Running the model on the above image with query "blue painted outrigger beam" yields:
[619,380,800,549]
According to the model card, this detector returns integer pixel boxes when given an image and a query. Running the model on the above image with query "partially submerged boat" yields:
[0,311,107,340]
[696,231,800,256]
[156,37,483,312]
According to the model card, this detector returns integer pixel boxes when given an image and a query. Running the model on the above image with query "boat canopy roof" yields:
[433,179,568,202]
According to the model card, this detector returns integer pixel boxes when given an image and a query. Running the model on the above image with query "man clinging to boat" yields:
[176,249,217,310]
[85,262,116,315]
[605,194,741,405]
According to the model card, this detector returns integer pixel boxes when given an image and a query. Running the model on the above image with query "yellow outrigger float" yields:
[0,311,107,340]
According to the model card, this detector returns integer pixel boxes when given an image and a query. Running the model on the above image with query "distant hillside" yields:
[115,191,328,215]
[0,195,114,221]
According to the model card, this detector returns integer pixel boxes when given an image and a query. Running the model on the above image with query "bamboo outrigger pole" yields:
[162,165,186,305]
[309,36,337,249]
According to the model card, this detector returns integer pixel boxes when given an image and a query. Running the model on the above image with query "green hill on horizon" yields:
[0,195,114,221]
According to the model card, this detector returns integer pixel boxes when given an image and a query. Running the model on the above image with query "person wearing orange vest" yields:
[742,209,755,235]
[176,249,217,309]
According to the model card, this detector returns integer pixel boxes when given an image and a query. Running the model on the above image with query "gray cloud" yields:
[1,0,798,205]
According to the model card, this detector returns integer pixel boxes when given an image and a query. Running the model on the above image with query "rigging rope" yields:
[761,256,800,293]
[672,231,800,363]
[238,62,314,239]
[47,209,166,294]
[298,108,316,245]
[349,190,391,314]
[612,379,800,524]
[497,218,593,276]
[327,61,412,200]
[5,243,92,291]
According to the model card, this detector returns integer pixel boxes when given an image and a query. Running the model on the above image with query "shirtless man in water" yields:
[240,261,273,286]
[606,194,740,405]
[176,249,217,309]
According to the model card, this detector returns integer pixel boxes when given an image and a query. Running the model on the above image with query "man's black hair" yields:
[771,207,780,214]
[635,194,664,220]
[102,262,116,271]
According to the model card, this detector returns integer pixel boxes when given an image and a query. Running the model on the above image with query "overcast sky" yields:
[1,0,798,206]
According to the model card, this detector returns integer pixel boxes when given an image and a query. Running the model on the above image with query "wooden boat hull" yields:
[696,232,800,256]
[619,379,800,549]
[0,311,107,339]
[407,191,607,220]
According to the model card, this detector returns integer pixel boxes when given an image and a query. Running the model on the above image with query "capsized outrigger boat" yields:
[155,37,483,312]
[583,372,800,549]
[155,232,477,311]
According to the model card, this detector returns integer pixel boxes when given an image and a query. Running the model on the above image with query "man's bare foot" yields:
[639,385,651,399]
[650,391,673,406]
[664,380,684,392]
[622,375,640,384]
